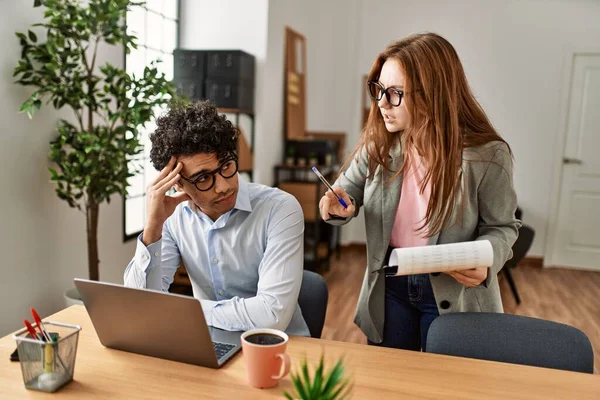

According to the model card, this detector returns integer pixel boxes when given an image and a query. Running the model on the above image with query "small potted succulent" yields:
[286,146,296,166]
[283,355,352,400]
[308,152,319,166]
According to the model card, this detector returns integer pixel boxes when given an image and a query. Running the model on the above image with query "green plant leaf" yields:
[28,30,37,42]
[301,358,312,393]
[18,102,29,113]
[310,355,325,398]
[321,358,345,395]
[324,380,351,400]
[283,392,294,400]
[291,373,309,400]
[48,168,59,180]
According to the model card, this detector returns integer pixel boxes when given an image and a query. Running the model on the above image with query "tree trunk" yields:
[86,200,100,281]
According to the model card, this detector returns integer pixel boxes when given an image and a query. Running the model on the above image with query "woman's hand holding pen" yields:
[319,187,355,221]
[143,156,191,245]
[445,267,488,287]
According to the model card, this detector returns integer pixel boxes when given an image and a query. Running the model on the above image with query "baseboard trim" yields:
[339,242,367,251]
[522,256,543,268]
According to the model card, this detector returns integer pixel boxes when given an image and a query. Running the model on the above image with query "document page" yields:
[387,240,494,276]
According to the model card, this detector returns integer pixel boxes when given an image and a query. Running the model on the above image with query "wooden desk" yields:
[1,306,598,399]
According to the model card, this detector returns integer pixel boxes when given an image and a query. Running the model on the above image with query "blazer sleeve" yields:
[322,146,369,226]
[476,143,522,287]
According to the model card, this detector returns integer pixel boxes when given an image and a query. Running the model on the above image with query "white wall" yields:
[353,0,600,256]
[180,0,268,59]
[0,3,135,336]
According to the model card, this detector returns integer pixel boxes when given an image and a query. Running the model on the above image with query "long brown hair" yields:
[346,32,509,236]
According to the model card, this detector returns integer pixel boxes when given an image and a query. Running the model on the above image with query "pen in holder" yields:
[13,321,81,393]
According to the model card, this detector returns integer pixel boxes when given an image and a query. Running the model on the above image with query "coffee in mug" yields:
[244,333,285,346]
[241,328,291,389]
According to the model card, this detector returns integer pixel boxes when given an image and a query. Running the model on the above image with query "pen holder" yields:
[13,321,82,393]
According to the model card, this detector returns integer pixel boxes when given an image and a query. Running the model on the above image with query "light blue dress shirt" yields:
[124,176,310,336]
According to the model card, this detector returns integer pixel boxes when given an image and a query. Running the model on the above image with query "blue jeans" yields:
[368,274,440,351]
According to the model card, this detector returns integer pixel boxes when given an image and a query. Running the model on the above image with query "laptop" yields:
[74,278,242,368]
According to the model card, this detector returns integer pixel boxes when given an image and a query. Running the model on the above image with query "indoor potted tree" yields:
[13,0,175,298]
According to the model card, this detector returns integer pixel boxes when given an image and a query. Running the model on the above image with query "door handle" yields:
[563,157,583,165]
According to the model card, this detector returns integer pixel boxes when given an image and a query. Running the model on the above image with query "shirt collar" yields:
[233,175,252,213]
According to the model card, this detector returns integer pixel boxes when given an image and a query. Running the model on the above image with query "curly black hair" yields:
[149,100,238,170]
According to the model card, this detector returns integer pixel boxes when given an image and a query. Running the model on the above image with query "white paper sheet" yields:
[387,240,494,276]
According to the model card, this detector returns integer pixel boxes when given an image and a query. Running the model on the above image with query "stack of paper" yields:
[386,240,494,276]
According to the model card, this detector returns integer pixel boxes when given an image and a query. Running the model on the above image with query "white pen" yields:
[311,166,348,209]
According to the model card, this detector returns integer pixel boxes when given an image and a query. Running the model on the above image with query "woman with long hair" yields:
[319,33,521,350]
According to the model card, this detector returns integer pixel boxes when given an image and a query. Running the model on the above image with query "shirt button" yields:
[440,300,451,310]
[154,252,159,257]
[213,258,218,264]
[218,289,224,295]
[142,254,148,261]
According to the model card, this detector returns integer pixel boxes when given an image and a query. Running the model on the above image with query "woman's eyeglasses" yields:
[180,157,238,192]
[367,81,404,107]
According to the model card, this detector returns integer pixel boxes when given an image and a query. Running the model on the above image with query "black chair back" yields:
[298,270,329,338]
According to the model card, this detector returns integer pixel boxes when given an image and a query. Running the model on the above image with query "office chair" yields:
[501,207,535,305]
[426,312,594,373]
[298,270,329,338]
[503,225,535,305]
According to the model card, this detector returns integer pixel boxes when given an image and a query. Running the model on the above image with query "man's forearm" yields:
[142,223,162,246]
[200,296,288,332]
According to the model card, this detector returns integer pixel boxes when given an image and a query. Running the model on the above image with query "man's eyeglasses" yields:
[180,157,238,192]
[367,81,404,107]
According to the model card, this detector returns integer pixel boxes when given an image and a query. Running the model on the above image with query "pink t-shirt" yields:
[389,150,431,248]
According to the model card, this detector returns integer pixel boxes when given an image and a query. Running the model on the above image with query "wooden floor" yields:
[320,245,600,374]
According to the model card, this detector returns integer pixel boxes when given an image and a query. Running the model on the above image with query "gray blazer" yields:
[325,140,521,343]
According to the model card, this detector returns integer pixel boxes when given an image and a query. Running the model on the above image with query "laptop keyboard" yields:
[213,341,236,360]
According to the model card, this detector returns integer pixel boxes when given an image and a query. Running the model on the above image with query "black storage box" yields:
[206,50,255,84]
[173,50,206,79]
[205,79,254,111]
[173,49,256,111]
[175,78,204,101]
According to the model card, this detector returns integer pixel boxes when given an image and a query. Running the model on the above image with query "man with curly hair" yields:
[124,101,310,336]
